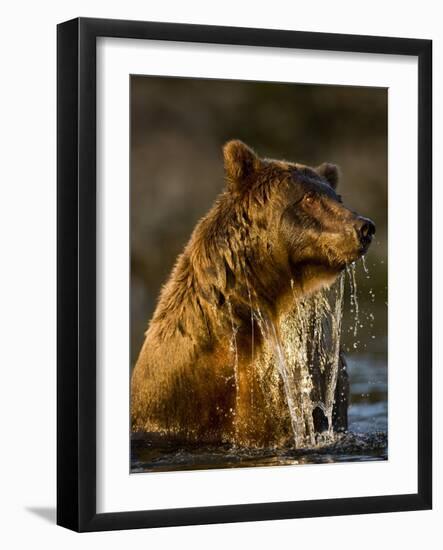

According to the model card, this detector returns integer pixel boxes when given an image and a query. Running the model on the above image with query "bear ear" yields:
[223,140,260,192]
[316,163,340,189]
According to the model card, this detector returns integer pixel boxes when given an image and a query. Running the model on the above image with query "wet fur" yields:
[131,141,363,445]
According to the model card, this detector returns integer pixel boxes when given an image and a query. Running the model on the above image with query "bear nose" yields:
[355,216,376,241]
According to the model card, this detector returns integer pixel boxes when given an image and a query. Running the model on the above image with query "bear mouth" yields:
[358,238,373,257]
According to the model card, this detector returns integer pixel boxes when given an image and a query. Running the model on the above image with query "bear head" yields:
[222,139,375,300]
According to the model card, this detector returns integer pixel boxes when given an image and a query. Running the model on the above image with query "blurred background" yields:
[130,76,387,431]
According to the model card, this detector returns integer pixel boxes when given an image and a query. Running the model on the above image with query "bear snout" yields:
[354,216,376,249]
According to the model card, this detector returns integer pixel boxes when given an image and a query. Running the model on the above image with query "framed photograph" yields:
[57,17,432,531]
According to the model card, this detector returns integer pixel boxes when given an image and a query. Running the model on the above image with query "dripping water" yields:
[323,274,345,434]
[241,265,255,365]
[346,263,360,339]
[226,299,239,416]
[226,266,358,449]
[362,255,370,277]
[277,274,345,447]
[252,304,306,448]
[268,321,305,449]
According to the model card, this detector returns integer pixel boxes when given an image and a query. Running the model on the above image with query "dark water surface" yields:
[131,354,387,473]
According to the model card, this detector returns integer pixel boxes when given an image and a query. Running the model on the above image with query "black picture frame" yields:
[57,17,432,532]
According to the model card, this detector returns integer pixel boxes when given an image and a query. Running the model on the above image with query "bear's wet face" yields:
[223,139,375,297]
[281,165,375,271]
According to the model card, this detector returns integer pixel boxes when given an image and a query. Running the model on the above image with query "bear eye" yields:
[303,192,316,205]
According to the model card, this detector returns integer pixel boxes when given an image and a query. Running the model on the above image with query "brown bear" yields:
[131,140,375,448]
